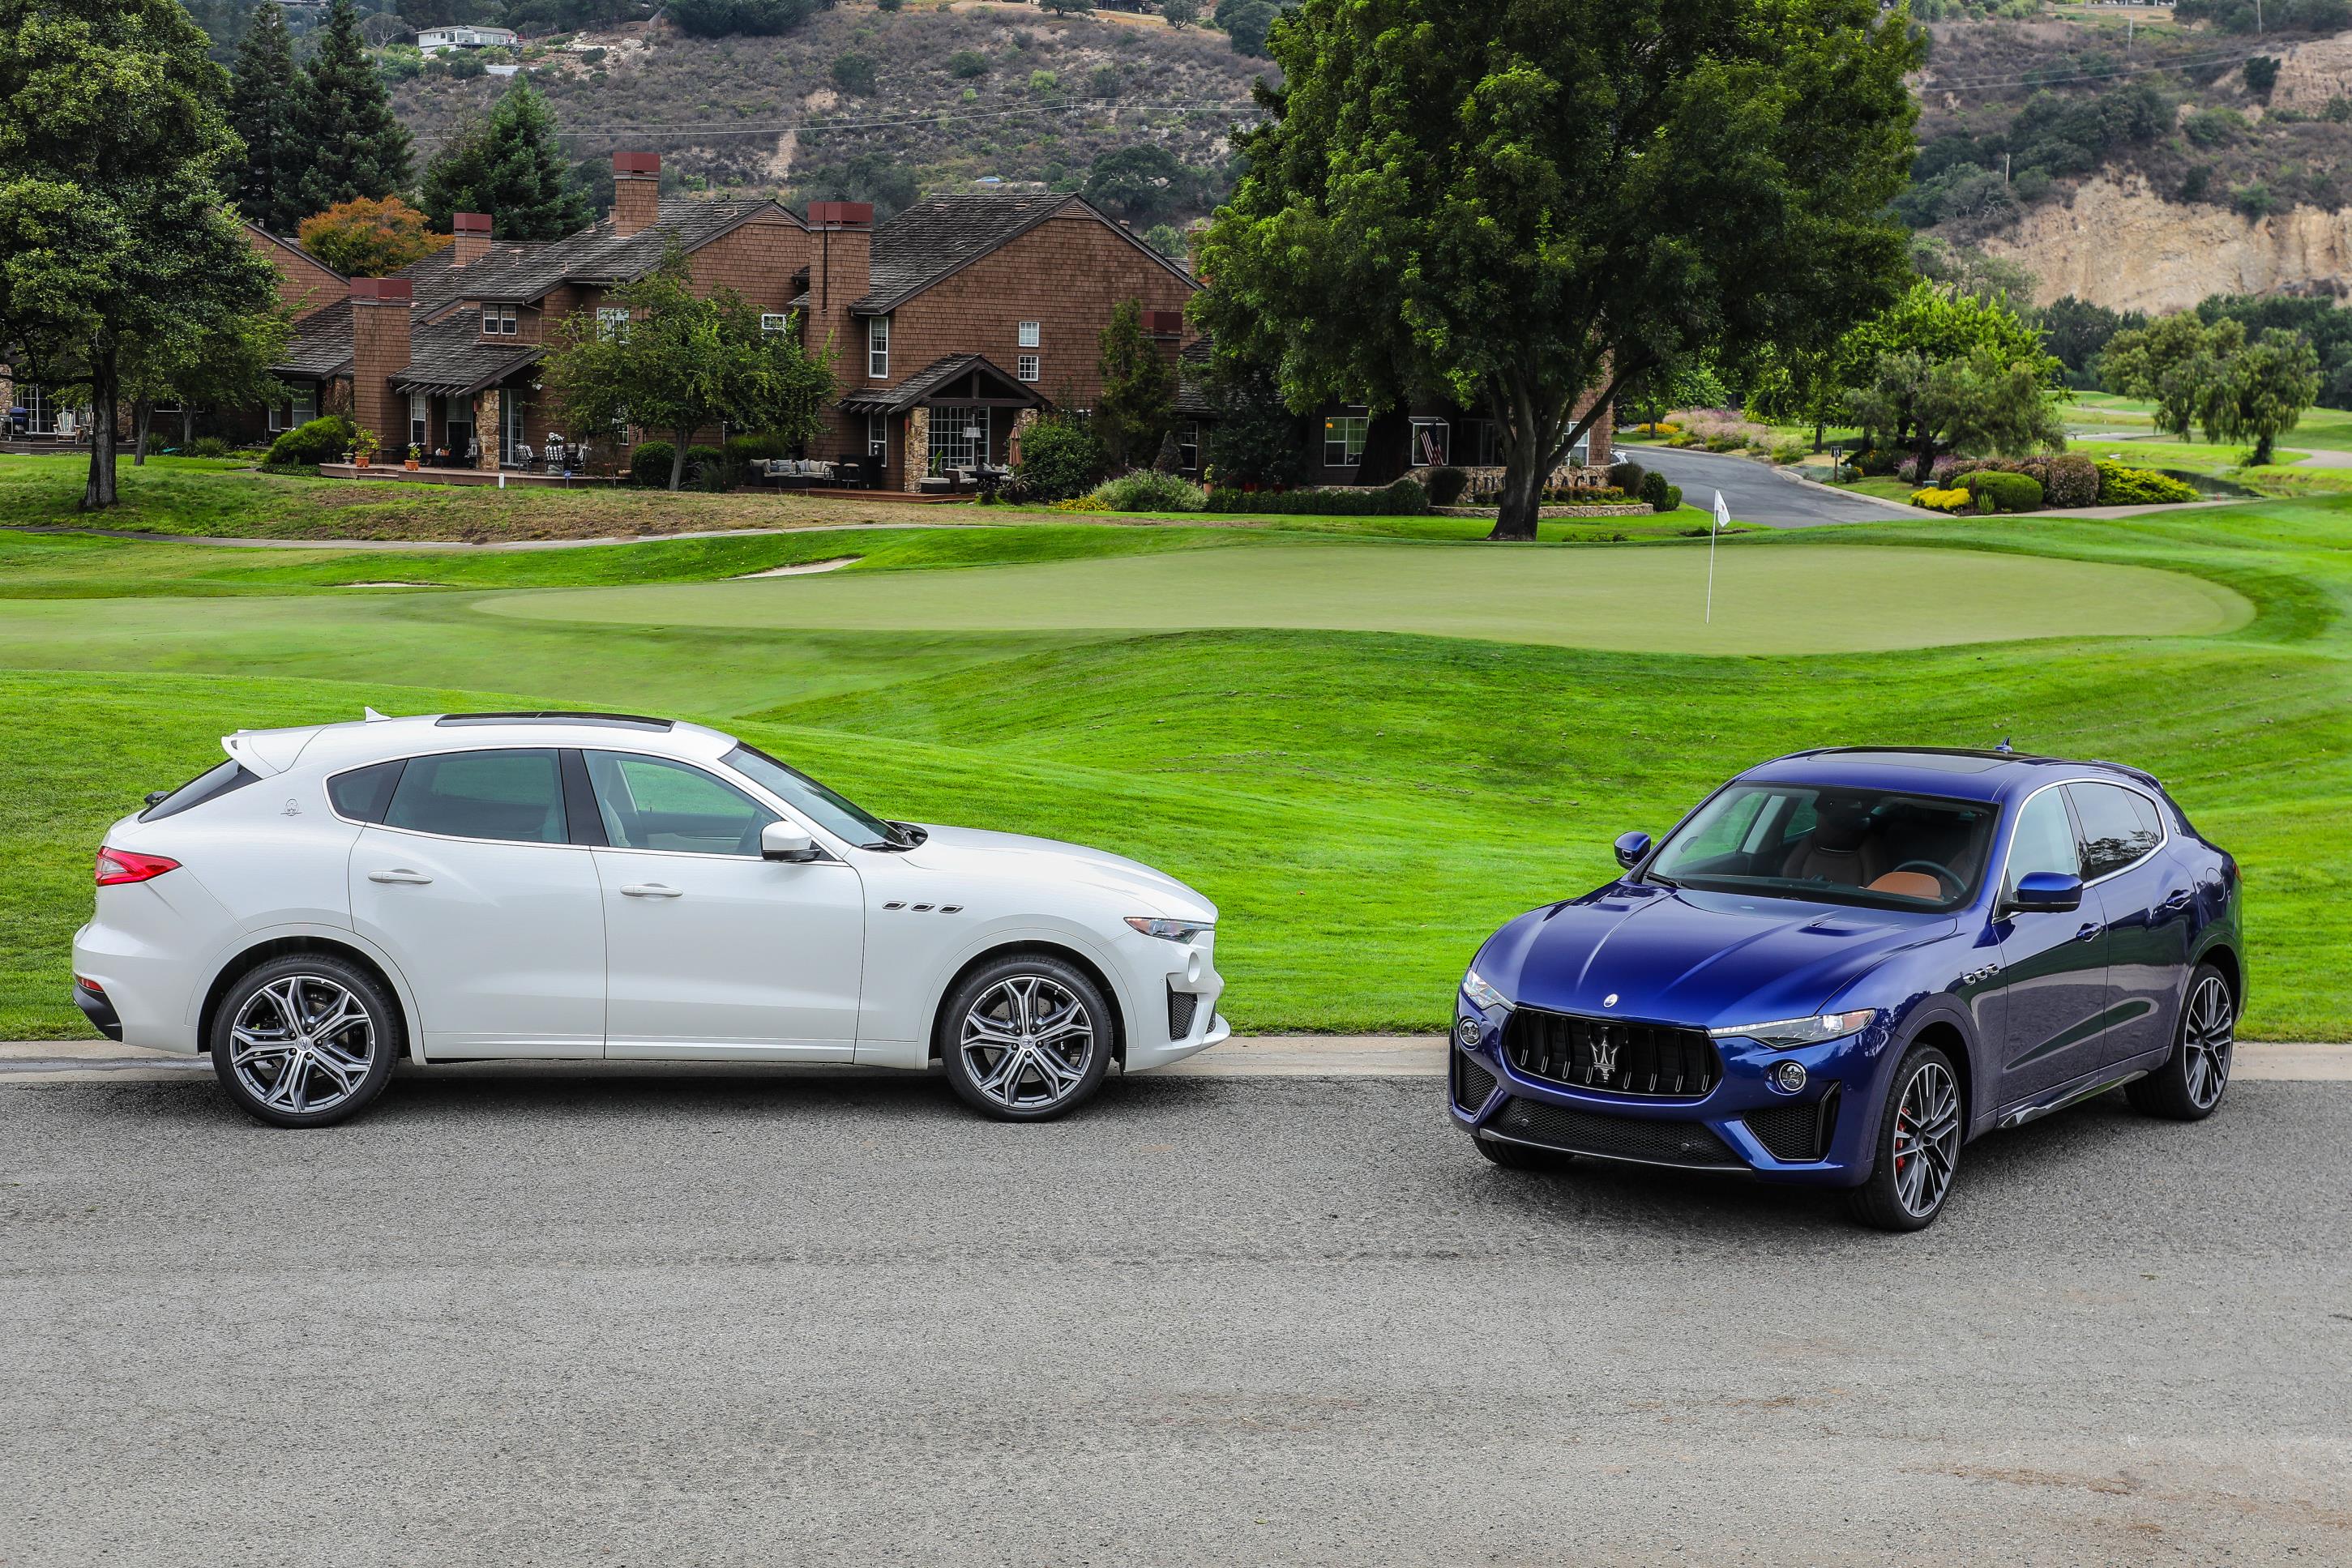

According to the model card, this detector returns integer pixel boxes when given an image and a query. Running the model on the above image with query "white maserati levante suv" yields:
[73,711,1228,1126]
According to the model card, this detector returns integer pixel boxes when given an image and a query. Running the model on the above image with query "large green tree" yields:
[228,1,301,233]
[2198,325,2318,465]
[2099,313,2229,442]
[1832,279,2055,468]
[543,246,836,490]
[122,303,293,460]
[1094,299,1175,471]
[420,79,592,240]
[1195,0,1922,539]
[288,0,413,220]
[0,0,284,508]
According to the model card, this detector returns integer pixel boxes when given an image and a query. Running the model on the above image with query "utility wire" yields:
[408,98,1268,145]
[1922,43,2273,93]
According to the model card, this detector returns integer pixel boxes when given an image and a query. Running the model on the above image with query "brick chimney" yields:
[612,152,661,237]
[451,211,492,267]
[806,201,873,316]
[349,277,413,458]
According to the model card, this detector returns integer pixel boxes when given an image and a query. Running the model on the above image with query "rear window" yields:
[140,758,259,822]
[327,759,406,824]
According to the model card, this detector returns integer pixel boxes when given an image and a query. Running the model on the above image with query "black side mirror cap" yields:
[1614,831,1653,870]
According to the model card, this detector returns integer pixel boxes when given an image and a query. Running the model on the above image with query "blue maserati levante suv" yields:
[1451,748,2244,1230]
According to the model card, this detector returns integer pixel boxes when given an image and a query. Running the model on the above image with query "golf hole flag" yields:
[1705,490,1730,622]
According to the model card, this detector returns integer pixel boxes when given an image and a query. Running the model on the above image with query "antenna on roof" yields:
[363,707,389,722]
[1995,736,2013,754]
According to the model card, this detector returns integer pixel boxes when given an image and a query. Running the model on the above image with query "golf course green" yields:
[0,455,2343,1043]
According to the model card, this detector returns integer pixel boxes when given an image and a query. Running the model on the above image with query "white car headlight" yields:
[1460,968,1510,1013]
[1707,1009,1875,1050]
[1126,916,1212,943]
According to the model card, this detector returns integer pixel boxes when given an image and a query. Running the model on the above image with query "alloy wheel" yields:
[1890,1058,1961,1220]
[229,975,377,1117]
[2183,973,2234,1112]
[957,974,1096,1113]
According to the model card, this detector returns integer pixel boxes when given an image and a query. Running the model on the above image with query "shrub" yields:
[1638,469,1681,513]
[1014,415,1105,500]
[1664,431,1700,448]
[682,444,728,490]
[1092,468,1208,512]
[263,414,357,468]
[1769,438,1811,464]
[947,48,988,76]
[1204,480,1430,515]
[1422,465,1469,506]
[1963,470,2046,513]
[1606,459,1647,495]
[831,52,879,95]
[2038,454,2100,508]
[187,435,235,459]
[629,440,675,487]
[1911,486,1972,513]
[1703,434,1742,452]
[2094,461,2200,505]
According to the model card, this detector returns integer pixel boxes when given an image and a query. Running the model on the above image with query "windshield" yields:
[1647,782,1998,912]
[723,744,908,849]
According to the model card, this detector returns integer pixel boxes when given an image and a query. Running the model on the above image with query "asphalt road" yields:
[6,1070,2348,1566]
[1632,444,1915,528]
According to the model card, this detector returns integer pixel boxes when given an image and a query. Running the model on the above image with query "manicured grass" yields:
[1,476,2345,1044]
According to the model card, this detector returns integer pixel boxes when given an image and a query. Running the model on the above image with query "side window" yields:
[585,751,777,856]
[383,750,566,844]
[2003,788,2080,897]
[142,758,261,822]
[2070,782,2163,880]
[327,759,405,824]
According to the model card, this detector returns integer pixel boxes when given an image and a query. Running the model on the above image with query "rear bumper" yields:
[73,977,123,1042]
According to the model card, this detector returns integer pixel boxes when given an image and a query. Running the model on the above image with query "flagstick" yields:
[1704,489,1723,623]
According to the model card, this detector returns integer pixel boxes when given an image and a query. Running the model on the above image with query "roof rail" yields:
[434,711,674,732]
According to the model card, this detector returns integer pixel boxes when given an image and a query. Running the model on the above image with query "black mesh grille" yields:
[1744,1088,1839,1164]
[1453,1052,1497,1111]
[1490,1097,1740,1168]
[1503,1007,1721,1098]
[1166,986,1200,1040]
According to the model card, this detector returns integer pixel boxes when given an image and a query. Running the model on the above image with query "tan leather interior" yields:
[1867,870,1943,900]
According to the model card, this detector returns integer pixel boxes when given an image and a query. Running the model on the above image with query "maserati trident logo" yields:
[1602,992,1619,1007]
[1589,1028,1622,1079]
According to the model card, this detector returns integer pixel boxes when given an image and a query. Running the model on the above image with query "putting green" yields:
[481,541,2250,655]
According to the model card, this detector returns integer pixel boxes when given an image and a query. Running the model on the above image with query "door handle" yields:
[620,883,682,899]
[2160,887,2193,913]
[366,869,433,885]
[2075,921,2104,942]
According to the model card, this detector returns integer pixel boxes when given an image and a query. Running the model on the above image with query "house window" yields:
[867,315,890,379]
[1017,321,1041,348]
[266,386,319,433]
[597,306,631,340]
[1323,414,1368,469]
[24,385,57,434]
[408,391,428,451]
[1177,421,1200,471]
[866,413,887,459]
[1016,355,1040,382]
[927,403,988,473]
[500,394,526,465]
[482,303,518,336]
[1409,418,1449,468]
[759,312,789,335]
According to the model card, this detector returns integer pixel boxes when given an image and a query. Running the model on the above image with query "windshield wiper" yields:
[1644,871,1679,889]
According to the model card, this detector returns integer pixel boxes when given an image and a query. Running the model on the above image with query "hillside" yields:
[387,3,1270,229]
[1909,12,2352,310]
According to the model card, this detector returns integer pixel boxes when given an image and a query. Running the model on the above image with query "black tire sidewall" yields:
[1849,1042,1961,1233]
[2128,961,2233,1122]
[209,955,401,1128]
[937,953,1114,1121]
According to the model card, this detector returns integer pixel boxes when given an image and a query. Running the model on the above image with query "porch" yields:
[840,353,1045,492]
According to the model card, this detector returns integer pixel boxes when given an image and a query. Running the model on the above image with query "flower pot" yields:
[404,459,419,471]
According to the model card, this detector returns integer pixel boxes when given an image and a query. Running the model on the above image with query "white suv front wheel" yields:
[938,952,1114,1121]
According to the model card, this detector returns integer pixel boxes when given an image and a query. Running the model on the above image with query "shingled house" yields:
[251,153,1200,485]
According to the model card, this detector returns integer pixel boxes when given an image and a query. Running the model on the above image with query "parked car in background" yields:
[74,711,1226,1126]
[1451,747,2243,1230]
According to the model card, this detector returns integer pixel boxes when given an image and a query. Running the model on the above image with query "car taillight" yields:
[95,847,180,886]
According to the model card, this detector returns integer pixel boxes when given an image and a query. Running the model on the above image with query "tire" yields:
[2127,963,2235,1122]
[209,954,401,1128]
[937,952,1114,1122]
[1846,1042,1965,1233]
[1474,1136,1576,1173]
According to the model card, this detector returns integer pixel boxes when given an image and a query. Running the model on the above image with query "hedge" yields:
[1093,469,1208,512]
[629,441,675,487]
[263,414,357,468]
[1206,479,1430,515]
[1962,470,2045,513]
[2094,461,2200,505]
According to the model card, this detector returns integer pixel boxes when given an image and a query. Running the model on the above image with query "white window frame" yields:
[1017,320,1041,348]
[1323,414,1368,469]
[1177,421,1200,471]
[597,305,631,340]
[1409,417,1449,468]
[759,312,790,335]
[866,413,887,459]
[1016,354,1040,382]
[482,303,518,337]
[408,391,428,451]
[867,315,890,379]
[928,403,988,472]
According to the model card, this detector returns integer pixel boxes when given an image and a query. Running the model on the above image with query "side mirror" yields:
[760,822,820,863]
[1614,831,1653,870]
[2006,870,2082,914]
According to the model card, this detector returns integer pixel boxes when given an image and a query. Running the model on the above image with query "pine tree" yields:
[227,2,301,233]
[288,0,413,222]
[421,79,591,241]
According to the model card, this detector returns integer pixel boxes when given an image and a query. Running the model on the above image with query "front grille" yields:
[1744,1087,1840,1164]
[1166,985,1200,1040]
[1453,1052,1497,1112]
[1490,1097,1740,1168]
[1503,1007,1721,1098]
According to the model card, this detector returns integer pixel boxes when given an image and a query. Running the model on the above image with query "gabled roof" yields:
[838,352,1046,415]
[272,298,354,381]
[855,193,1195,314]
[391,312,541,396]
[400,241,550,322]
[440,195,804,306]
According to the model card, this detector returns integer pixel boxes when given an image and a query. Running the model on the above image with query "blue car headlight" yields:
[1707,1009,1875,1050]
[1460,968,1510,1014]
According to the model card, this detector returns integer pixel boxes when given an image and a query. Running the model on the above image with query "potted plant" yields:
[351,427,380,468]
[404,443,421,472]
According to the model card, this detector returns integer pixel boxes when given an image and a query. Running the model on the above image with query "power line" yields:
[408,98,1268,145]
[1922,43,2272,94]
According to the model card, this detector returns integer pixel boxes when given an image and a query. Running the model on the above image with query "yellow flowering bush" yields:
[1910,486,1973,513]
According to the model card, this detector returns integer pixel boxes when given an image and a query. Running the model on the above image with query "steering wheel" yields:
[1889,859,1963,898]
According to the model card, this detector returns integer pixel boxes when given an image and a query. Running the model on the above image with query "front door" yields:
[347,747,605,1059]
[2069,781,2184,1066]
[1991,785,2113,1104]
[582,750,866,1059]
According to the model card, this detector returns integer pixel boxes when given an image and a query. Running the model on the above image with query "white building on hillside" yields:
[416,25,520,52]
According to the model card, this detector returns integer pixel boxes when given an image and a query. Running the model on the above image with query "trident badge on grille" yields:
[1589,1028,1621,1080]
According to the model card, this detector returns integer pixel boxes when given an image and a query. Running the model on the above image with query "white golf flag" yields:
[1705,490,1728,623]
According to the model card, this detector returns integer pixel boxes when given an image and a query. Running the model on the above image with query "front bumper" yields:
[1448,997,1893,1188]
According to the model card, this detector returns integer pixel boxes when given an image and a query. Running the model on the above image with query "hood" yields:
[902,824,1215,921]
[1479,882,1953,1028]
